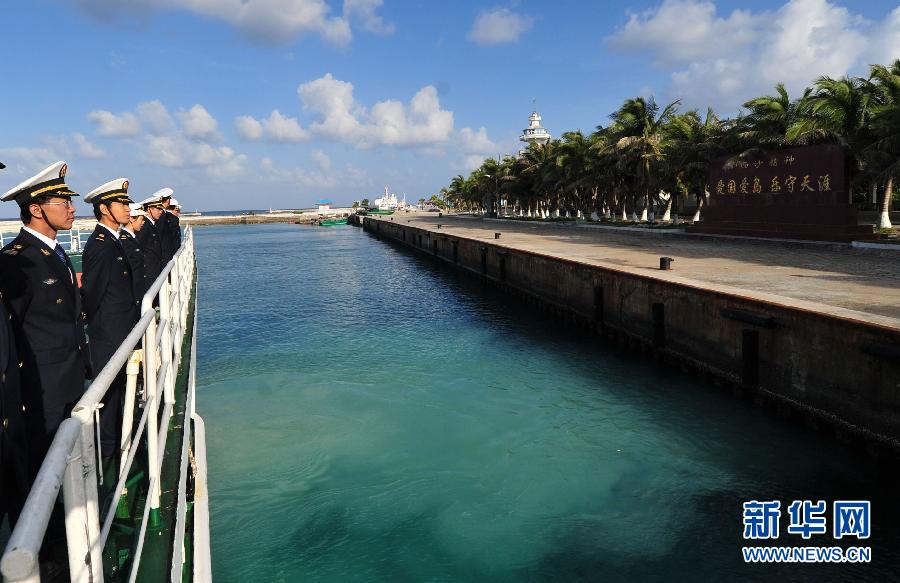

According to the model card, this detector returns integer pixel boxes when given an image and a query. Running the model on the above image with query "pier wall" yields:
[361,216,900,449]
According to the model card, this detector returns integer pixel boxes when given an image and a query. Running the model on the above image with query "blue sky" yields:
[1,0,898,213]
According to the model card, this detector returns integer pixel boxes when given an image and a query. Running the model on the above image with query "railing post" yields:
[119,349,143,478]
[65,410,104,583]
[143,310,161,527]
[160,278,175,406]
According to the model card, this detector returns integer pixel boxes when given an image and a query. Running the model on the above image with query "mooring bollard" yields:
[494,232,501,239]
[437,224,442,229]
[439,212,443,218]
[659,257,674,270]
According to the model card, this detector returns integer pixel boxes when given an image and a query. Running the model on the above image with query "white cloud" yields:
[86,109,141,137]
[607,0,893,112]
[177,104,220,141]
[298,74,367,142]
[468,8,534,45]
[296,74,454,148]
[310,149,331,170]
[234,115,264,140]
[142,134,247,178]
[869,7,900,64]
[0,132,107,172]
[609,1,762,65]
[85,99,247,178]
[72,133,107,159]
[264,110,310,142]
[343,0,394,35]
[234,110,310,142]
[137,100,176,135]
[458,127,497,153]
[73,0,363,46]
[258,156,369,190]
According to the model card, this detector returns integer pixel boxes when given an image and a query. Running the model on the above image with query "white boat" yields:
[373,186,398,211]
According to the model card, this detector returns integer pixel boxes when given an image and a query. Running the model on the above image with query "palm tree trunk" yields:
[692,192,705,223]
[878,177,893,229]
[661,193,673,222]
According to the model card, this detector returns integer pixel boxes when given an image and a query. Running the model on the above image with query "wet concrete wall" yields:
[362,216,900,450]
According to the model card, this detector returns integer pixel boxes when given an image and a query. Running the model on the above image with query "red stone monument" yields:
[689,145,874,241]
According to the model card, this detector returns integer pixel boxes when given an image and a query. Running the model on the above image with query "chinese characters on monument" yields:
[690,145,875,241]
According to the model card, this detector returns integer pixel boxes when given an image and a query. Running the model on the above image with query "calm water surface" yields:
[196,224,899,582]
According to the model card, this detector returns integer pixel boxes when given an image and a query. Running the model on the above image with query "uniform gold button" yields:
[2,419,7,429]
[56,298,63,304]
[18,361,23,368]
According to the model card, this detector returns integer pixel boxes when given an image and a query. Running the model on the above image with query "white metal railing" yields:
[0,227,208,582]
[0,228,91,254]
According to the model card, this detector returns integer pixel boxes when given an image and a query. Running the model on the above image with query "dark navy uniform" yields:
[158,210,178,263]
[0,293,29,526]
[82,180,140,458]
[120,229,148,301]
[137,218,163,289]
[0,230,89,477]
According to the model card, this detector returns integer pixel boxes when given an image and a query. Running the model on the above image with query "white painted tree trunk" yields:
[604,206,612,219]
[878,177,894,229]
[620,206,628,221]
[631,211,639,222]
[661,195,673,222]
[878,210,892,229]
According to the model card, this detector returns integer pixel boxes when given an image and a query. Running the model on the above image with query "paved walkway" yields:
[380,215,900,325]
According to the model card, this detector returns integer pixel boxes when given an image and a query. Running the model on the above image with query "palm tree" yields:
[609,96,680,221]
[555,130,595,218]
[787,75,875,147]
[738,83,810,147]
[664,108,727,222]
[867,60,900,228]
[520,142,557,217]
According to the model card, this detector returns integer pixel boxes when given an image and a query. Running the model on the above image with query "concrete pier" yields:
[361,214,900,449]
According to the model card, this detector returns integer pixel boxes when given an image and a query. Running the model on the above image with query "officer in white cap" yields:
[0,161,28,527]
[152,187,180,263]
[0,161,89,478]
[169,198,182,217]
[120,204,148,301]
[137,193,165,287]
[82,179,139,461]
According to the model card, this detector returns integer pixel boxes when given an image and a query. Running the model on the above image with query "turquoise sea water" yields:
[196,224,899,582]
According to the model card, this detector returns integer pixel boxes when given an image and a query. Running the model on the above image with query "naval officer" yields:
[82,179,140,459]
[0,161,89,477]
[137,193,164,289]
[154,188,180,263]
[0,161,29,527]
[120,203,148,301]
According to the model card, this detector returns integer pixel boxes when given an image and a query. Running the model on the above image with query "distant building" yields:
[316,199,332,213]
[519,109,551,154]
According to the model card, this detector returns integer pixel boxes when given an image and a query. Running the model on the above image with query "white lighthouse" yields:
[519,109,551,153]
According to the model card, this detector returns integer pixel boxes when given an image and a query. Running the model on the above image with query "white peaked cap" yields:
[169,198,180,207]
[84,177,130,204]
[1,161,73,202]
[152,187,174,199]
[129,203,148,218]
[138,193,163,206]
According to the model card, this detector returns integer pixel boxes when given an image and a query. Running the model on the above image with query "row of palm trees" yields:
[441,60,900,229]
